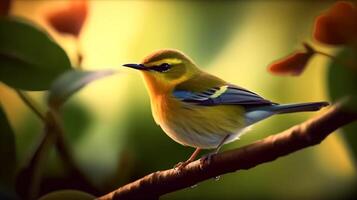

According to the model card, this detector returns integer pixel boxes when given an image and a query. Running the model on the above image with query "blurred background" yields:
[0,0,356,199]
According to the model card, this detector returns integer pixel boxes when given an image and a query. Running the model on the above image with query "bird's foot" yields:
[174,148,201,171]
[174,160,191,171]
[200,152,217,166]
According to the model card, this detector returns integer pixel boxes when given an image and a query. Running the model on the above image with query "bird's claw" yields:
[174,161,190,171]
[200,152,217,166]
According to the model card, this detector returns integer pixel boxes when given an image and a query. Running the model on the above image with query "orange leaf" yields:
[313,1,357,45]
[268,44,315,76]
[46,0,88,37]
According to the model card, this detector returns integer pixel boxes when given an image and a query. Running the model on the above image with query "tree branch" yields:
[98,103,357,200]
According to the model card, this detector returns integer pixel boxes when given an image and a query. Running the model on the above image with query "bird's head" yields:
[123,49,200,93]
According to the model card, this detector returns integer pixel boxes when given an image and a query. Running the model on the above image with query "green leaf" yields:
[0,17,71,91]
[327,47,357,161]
[0,103,16,197]
[327,47,357,104]
[48,69,116,109]
[62,101,92,143]
[38,190,95,200]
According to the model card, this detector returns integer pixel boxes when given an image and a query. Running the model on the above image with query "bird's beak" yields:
[122,63,148,71]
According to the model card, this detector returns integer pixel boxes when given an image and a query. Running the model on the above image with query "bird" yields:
[123,49,329,168]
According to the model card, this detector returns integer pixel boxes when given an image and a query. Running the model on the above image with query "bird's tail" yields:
[244,101,329,125]
[272,102,329,114]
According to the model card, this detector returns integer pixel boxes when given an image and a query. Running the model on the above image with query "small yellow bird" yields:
[123,49,328,167]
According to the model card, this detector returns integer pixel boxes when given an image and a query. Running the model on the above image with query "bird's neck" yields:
[141,73,172,98]
[141,73,172,125]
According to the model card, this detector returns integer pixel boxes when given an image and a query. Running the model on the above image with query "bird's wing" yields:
[173,73,274,107]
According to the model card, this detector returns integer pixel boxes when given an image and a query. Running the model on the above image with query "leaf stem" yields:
[17,109,97,199]
[28,114,57,200]
[51,107,98,194]
[302,42,335,59]
[14,89,46,122]
[315,50,336,59]
[17,111,57,200]
[75,38,83,70]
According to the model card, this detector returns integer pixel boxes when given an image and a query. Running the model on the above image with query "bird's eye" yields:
[153,63,171,72]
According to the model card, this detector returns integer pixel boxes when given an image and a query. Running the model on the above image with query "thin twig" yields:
[16,111,57,200]
[28,112,57,200]
[75,38,83,70]
[51,108,98,192]
[14,89,46,122]
[16,109,98,199]
[98,103,357,200]
[302,42,335,59]
[315,50,336,59]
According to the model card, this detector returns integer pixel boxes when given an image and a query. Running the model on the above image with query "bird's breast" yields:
[152,95,247,149]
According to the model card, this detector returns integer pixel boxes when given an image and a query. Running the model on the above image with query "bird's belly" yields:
[158,101,247,149]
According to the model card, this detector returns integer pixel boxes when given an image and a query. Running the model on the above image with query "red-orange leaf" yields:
[313,1,357,45]
[268,44,315,76]
[46,0,88,37]
[0,0,11,16]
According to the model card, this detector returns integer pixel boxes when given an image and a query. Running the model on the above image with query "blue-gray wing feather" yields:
[173,84,274,107]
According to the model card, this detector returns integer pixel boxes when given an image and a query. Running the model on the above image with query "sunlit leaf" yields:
[48,69,115,109]
[0,103,16,198]
[327,47,357,160]
[0,17,71,91]
[38,189,95,200]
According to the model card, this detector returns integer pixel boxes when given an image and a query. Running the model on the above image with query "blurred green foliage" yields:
[0,17,71,91]
[0,1,356,200]
[178,1,243,65]
[0,104,17,199]
[62,101,92,144]
[328,47,357,162]
[0,13,115,199]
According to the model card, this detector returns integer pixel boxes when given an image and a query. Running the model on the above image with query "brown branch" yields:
[98,103,357,200]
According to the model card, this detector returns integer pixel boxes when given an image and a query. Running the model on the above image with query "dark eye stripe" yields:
[151,63,171,72]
